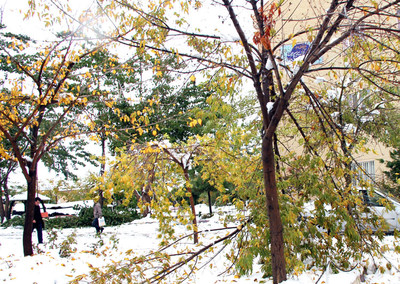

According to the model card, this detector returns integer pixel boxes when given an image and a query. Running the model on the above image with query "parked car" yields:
[301,188,400,234]
[360,188,400,233]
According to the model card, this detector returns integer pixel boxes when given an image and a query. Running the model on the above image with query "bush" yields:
[1,205,140,229]
[101,206,140,226]
[1,215,25,227]
[45,215,81,229]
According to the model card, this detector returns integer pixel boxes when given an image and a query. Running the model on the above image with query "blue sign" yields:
[282,42,323,64]
[287,43,310,61]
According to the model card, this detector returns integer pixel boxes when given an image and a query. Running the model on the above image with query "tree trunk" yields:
[187,187,199,244]
[99,134,106,207]
[207,190,212,215]
[262,136,287,284]
[100,134,106,176]
[8,201,15,221]
[1,166,13,222]
[184,169,198,244]
[0,179,6,223]
[4,181,11,220]
[23,168,37,256]
[0,189,5,223]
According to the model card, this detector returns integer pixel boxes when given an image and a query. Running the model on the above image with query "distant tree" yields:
[0,159,17,222]
[104,56,214,151]
[138,82,212,143]
[189,165,217,214]
[382,149,400,196]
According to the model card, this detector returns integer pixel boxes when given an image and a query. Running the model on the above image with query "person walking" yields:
[92,201,104,234]
[32,197,44,244]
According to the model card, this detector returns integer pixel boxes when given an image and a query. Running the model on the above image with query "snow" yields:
[23,156,33,163]
[1,204,400,283]
[10,193,51,201]
[315,77,326,83]
[11,199,94,217]
[327,88,340,100]
[343,123,356,133]
[267,102,274,113]
[266,58,274,71]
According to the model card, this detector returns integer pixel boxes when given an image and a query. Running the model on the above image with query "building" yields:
[266,0,399,189]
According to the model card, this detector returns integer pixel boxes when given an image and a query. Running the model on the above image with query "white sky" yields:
[0,0,97,39]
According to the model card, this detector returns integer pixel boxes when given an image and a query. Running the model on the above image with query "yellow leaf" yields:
[152,130,157,136]
[292,39,297,47]
[190,75,196,82]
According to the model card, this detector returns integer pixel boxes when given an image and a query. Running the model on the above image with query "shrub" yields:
[45,215,81,229]
[1,215,25,227]
[1,204,140,229]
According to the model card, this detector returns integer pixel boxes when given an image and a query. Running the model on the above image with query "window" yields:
[360,189,384,207]
[353,160,375,185]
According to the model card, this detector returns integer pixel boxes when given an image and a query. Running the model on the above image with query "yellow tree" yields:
[0,16,149,255]
[103,136,204,245]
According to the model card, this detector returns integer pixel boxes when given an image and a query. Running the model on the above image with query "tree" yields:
[0,29,99,219]
[0,159,17,222]
[189,165,218,214]
[0,21,151,255]
[104,137,207,245]
[28,0,400,282]
[103,55,214,150]
[104,1,400,282]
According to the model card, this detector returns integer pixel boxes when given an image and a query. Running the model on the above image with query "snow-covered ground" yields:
[1,204,400,283]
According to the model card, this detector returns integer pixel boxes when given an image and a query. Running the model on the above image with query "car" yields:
[300,188,400,234]
[359,188,400,233]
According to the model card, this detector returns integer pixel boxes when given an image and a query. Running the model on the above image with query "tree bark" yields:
[184,169,198,244]
[23,168,37,256]
[207,190,213,215]
[262,136,286,284]
[4,183,10,220]
[0,189,4,223]
[1,163,15,222]
[99,133,106,207]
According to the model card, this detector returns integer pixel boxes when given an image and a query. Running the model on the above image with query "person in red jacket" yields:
[33,197,44,244]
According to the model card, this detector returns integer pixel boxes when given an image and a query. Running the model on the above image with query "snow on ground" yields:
[1,205,400,283]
